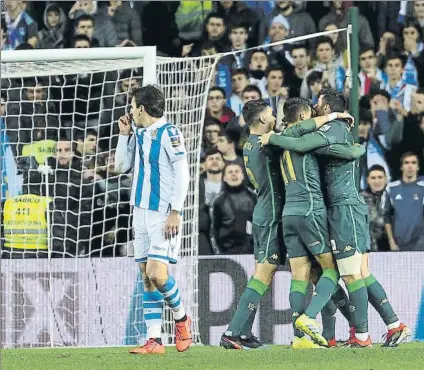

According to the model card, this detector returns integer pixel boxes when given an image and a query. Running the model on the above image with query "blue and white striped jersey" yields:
[116,117,188,213]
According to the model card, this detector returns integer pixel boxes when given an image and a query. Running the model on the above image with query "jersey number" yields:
[243,156,259,189]
[280,151,297,185]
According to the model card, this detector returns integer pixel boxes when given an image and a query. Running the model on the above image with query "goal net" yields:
[0,47,218,348]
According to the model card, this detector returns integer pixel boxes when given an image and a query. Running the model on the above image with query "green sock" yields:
[347,279,369,334]
[289,279,309,338]
[332,284,352,326]
[321,300,337,341]
[364,274,398,326]
[227,277,268,336]
[240,308,257,337]
[305,268,339,319]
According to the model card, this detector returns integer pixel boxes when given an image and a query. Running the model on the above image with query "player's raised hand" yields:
[336,112,354,127]
[165,211,181,240]
[258,131,275,146]
[118,114,132,136]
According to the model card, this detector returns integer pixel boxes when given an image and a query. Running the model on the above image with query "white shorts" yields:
[133,207,182,265]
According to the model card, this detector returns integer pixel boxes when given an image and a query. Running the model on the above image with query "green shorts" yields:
[253,222,286,265]
[282,208,331,259]
[328,203,371,260]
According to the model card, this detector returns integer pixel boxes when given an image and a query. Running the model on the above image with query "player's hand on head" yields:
[118,114,132,135]
[165,211,181,240]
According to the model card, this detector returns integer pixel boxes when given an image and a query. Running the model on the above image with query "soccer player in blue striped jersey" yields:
[115,85,192,355]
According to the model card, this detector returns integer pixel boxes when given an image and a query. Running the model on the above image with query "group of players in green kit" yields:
[219,89,411,350]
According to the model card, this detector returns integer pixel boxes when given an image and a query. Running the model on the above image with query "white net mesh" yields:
[0,49,218,348]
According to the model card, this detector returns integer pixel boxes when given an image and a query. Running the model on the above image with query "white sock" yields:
[355,332,369,341]
[387,321,401,330]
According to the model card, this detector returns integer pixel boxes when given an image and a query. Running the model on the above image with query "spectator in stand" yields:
[198,148,225,255]
[286,44,310,98]
[220,22,251,70]
[400,18,423,86]
[4,0,38,49]
[190,12,227,56]
[37,3,67,49]
[174,1,212,44]
[248,49,269,96]
[69,0,118,47]
[106,1,143,46]
[383,152,424,251]
[75,128,97,158]
[202,118,221,157]
[229,69,250,116]
[360,165,390,251]
[210,163,256,254]
[264,66,289,114]
[217,128,243,167]
[70,34,91,48]
[359,47,387,97]
[306,71,324,105]
[324,23,348,67]
[73,14,98,46]
[384,53,416,113]
[319,0,374,50]
[413,1,424,36]
[266,1,317,50]
[215,0,265,46]
[376,31,396,70]
[206,87,235,125]
[300,37,346,100]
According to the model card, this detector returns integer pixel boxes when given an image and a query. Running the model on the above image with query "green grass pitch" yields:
[2,343,424,370]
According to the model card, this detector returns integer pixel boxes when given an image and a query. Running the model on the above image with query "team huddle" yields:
[116,84,410,355]
[220,89,411,350]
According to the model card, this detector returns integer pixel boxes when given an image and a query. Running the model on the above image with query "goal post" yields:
[1,46,219,348]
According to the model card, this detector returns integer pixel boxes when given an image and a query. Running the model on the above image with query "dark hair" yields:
[307,71,323,86]
[75,14,95,28]
[368,88,391,102]
[219,128,240,144]
[15,43,33,50]
[242,84,262,98]
[400,151,419,165]
[131,85,165,118]
[400,17,423,42]
[242,99,270,127]
[208,86,226,99]
[228,20,249,33]
[316,36,335,50]
[318,88,348,112]
[265,66,283,78]
[205,12,225,24]
[385,53,407,68]
[359,108,373,124]
[204,147,223,160]
[283,98,311,124]
[70,34,91,48]
[232,68,249,79]
[249,49,268,63]
[367,165,386,176]
[290,44,308,55]
[359,46,376,57]
[204,117,221,128]
[119,69,141,80]
[75,128,97,142]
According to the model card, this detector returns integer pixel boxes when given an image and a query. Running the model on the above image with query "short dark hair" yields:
[265,66,283,78]
[242,84,262,98]
[385,53,407,68]
[219,128,240,144]
[204,147,223,160]
[119,69,141,81]
[204,117,221,128]
[131,85,165,118]
[367,165,386,176]
[290,44,308,55]
[359,46,376,57]
[400,151,419,165]
[318,89,348,112]
[249,49,268,63]
[307,71,323,86]
[359,108,373,124]
[316,36,335,50]
[283,98,311,124]
[208,86,226,99]
[205,12,225,24]
[75,128,97,142]
[242,99,270,127]
[75,14,95,28]
[70,34,91,48]
[232,68,249,79]
[228,20,249,33]
[368,88,391,102]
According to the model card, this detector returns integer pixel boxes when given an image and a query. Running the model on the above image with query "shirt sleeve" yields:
[115,134,135,173]
[27,19,38,39]
[320,144,366,160]
[163,126,187,163]
[382,190,394,224]
[283,118,317,138]
[269,131,331,152]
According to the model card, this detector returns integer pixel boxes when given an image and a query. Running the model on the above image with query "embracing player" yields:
[259,98,364,347]
[115,85,192,355]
